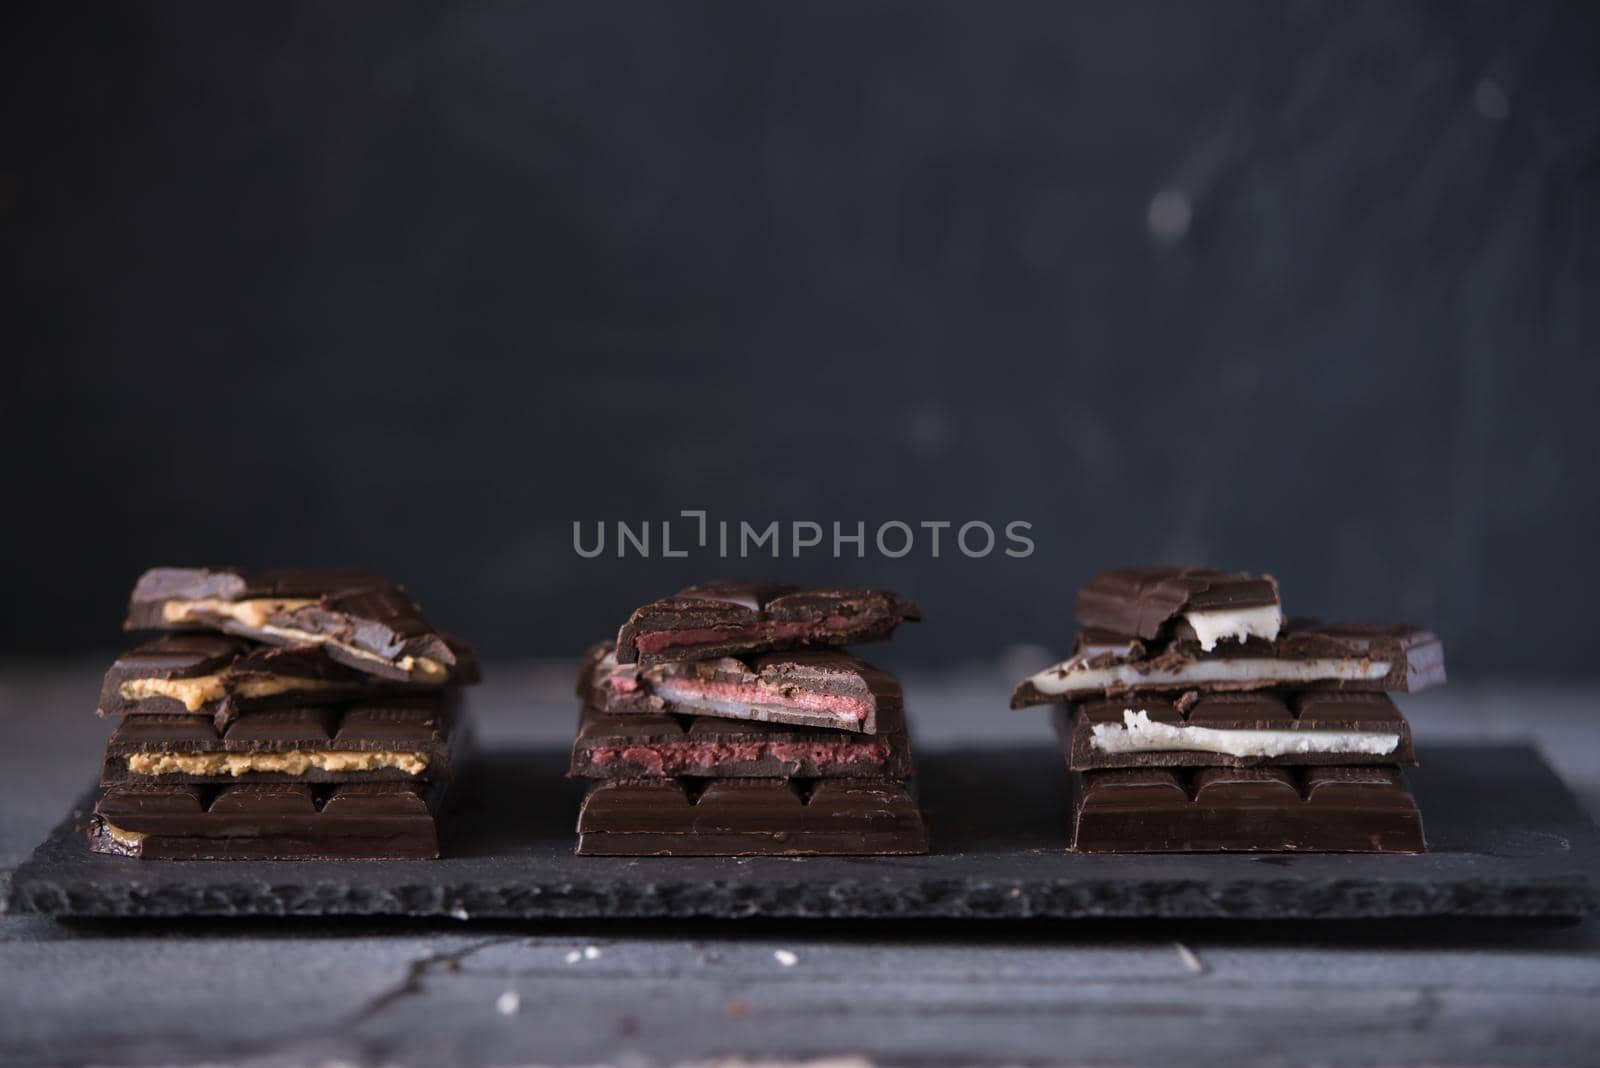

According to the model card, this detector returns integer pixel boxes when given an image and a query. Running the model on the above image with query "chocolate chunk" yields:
[581,642,900,734]
[1011,619,1446,705]
[575,777,929,856]
[569,699,911,779]
[100,696,459,784]
[124,567,478,684]
[613,581,920,665]
[1076,567,1283,648]
[1058,691,1415,769]
[1070,765,1425,853]
[86,781,444,860]
[98,635,445,730]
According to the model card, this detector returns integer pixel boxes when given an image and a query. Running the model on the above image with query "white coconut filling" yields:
[1182,604,1284,651]
[1090,709,1399,758]
[1026,656,1392,697]
[652,684,857,728]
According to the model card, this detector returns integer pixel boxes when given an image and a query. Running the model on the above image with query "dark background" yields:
[5,1,1597,673]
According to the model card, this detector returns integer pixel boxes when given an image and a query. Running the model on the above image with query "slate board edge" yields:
[10,863,1598,920]
[11,797,1600,921]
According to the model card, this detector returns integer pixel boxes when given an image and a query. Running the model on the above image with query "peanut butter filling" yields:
[98,820,146,848]
[119,673,351,712]
[160,598,448,680]
[163,597,317,629]
[126,750,430,777]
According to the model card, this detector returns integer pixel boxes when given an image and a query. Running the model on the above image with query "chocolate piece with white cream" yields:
[1057,691,1415,769]
[1076,567,1283,651]
[1011,619,1445,706]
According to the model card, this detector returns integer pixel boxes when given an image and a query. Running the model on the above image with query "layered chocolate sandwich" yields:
[583,642,898,734]
[572,580,928,856]
[86,565,479,861]
[1011,565,1439,854]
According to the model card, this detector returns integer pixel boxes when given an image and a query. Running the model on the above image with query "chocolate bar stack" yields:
[1011,568,1444,853]
[87,568,479,860]
[570,582,929,856]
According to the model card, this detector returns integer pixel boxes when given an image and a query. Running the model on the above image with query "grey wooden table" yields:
[2,659,1597,1067]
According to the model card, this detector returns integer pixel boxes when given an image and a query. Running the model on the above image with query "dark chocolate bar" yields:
[100,696,457,784]
[569,700,911,779]
[125,567,478,684]
[613,581,920,666]
[1070,765,1425,853]
[87,781,443,860]
[1058,692,1416,769]
[575,778,929,856]
[582,642,899,734]
[98,635,439,730]
[1012,619,1445,705]
[1075,567,1283,649]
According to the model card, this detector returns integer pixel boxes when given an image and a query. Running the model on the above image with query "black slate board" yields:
[10,743,1598,920]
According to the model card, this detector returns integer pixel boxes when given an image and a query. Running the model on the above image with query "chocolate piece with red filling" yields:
[581,642,898,734]
[613,581,920,666]
[569,698,911,779]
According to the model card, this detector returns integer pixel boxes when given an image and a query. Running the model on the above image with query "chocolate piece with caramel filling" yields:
[98,634,446,731]
[100,695,460,785]
[125,567,478,684]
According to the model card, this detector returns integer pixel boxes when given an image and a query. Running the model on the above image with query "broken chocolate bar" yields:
[1057,692,1415,769]
[1070,765,1425,853]
[97,635,439,730]
[87,781,444,860]
[613,581,920,665]
[569,700,911,779]
[100,696,458,784]
[124,567,478,684]
[582,642,899,734]
[1011,620,1445,705]
[1076,567,1282,650]
[575,777,929,856]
